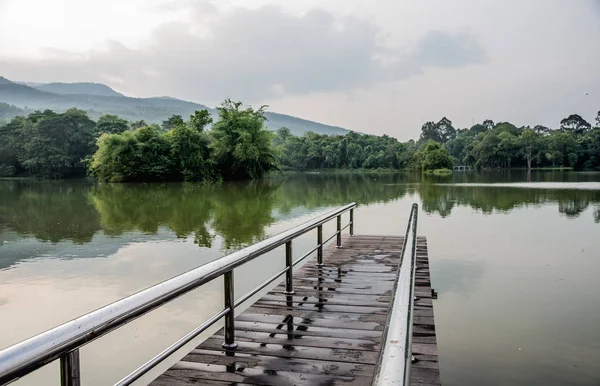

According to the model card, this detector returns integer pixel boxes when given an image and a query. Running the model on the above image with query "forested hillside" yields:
[0,76,349,135]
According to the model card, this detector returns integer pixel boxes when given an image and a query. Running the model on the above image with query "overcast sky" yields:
[0,0,599,139]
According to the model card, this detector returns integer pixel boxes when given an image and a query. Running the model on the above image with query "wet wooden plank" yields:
[151,235,440,385]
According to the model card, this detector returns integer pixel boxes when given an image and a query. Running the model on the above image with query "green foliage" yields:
[168,123,213,181]
[91,126,173,182]
[560,114,591,135]
[189,110,212,132]
[0,102,24,121]
[2,103,600,180]
[130,120,147,130]
[0,108,96,178]
[162,115,184,131]
[210,100,278,180]
[421,141,454,171]
[91,102,279,182]
[274,130,408,170]
[419,117,457,143]
[97,114,129,134]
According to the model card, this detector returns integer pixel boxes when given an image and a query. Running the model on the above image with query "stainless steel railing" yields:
[372,203,419,386]
[0,203,356,386]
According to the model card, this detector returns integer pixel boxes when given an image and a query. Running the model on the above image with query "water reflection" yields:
[1,172,599,269]
[419,183,600,219]
[430,259,486,297]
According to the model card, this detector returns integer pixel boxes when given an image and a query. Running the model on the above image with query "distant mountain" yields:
[0,76,350,135]
[0,77,12,85]
[264,111,348,136]
[35,82,124,97]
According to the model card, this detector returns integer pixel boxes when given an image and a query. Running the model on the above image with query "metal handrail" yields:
[0,203,356,386]
[372,203,419,386]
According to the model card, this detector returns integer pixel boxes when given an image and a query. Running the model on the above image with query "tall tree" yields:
[471,131,501,168]
[210,100,278,180]
[419,121,438,142]
[519,129,542,169]
[435,117,457,143]
[560,114,591,135]
[419,118,456,143]
[189,110,212,132]
[168,122,213,181]
[533,125,551,135]
[497,131,519,168]
[482,119,495,131]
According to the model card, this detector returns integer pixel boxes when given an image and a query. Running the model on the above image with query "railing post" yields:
[350,208,354,236]
[60,349,80,386]
[284,240,295,294]
[222,271,237,350]
[317,225,323,266]
[336,215,342,248]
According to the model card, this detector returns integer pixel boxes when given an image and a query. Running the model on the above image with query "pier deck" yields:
[151,235,440,386]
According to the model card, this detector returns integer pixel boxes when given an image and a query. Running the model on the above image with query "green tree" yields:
[419,117,456,143]
[167,120,213,181]
[497,131,519,168]
[91,126,173,182]
[97,114,129,134]
[560,114,591,135]
[533,125,551,135]
[189,110,213,132]
[546,131,579,167]
[482,119,495,131]
[162,115,184,131]
[421,141,454,171]
[210,100,278,180]
[130,120,147,130]
[12,109,96,178]
[519,129,542,169]
[471,131,501,168]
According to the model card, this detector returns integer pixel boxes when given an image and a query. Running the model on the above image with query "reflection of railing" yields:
[372,203,419,386]
[0,203,356,386]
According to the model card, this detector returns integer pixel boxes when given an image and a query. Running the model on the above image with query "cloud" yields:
[414,30,487,68]
[0,5,486,104]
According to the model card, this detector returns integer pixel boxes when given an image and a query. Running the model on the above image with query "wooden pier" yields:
[151,235,440,386]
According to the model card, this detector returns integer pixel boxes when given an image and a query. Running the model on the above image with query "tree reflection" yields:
[0,181,100,243]
[418,183,600,220]
[0,173,599,251]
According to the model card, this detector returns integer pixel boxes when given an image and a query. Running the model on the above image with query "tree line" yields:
[0,101,599,179]
[0,100,278,180]
[275,113,600,171]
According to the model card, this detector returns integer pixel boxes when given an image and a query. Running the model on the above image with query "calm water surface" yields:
[1,172,599,386]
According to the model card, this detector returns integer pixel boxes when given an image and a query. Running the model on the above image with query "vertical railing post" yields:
[350,208,354,236]
[222,271,237,350]
[60,349,80,386]
[317,225,323,266]
[284,240,294,294]
[336,215,342,248]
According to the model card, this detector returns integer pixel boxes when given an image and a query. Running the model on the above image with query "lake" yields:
[1,171,599,386]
